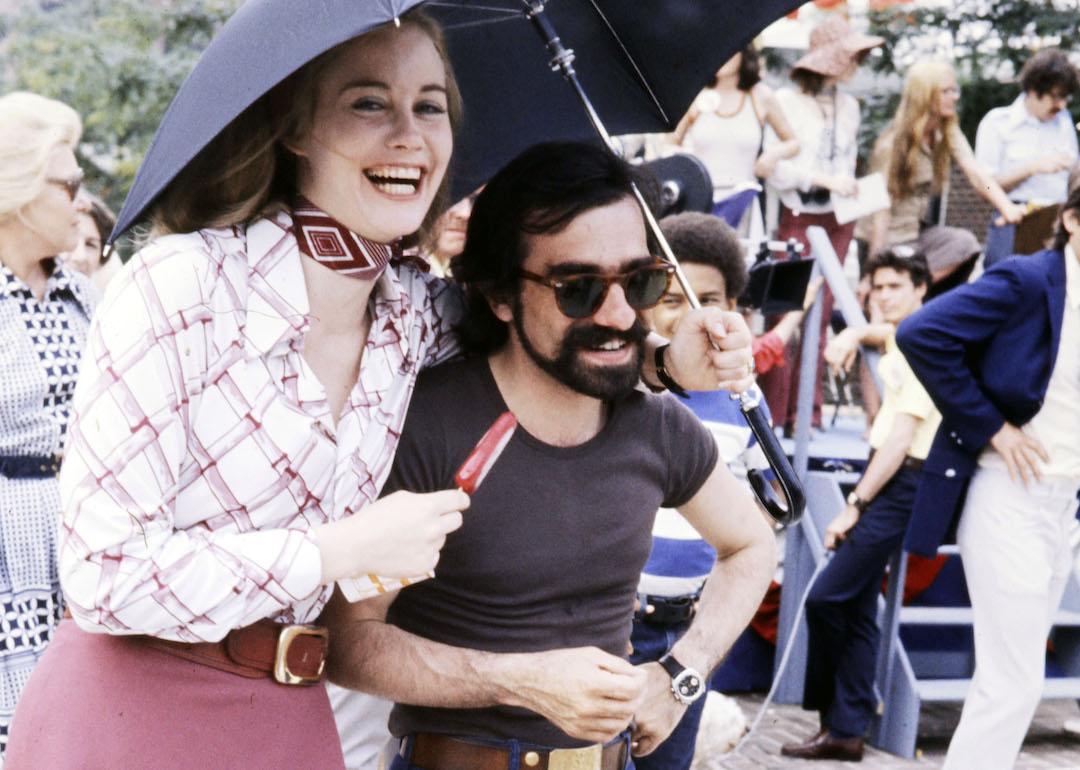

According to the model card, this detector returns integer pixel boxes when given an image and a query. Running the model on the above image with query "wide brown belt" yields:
[137,619,329,686]
[406,732,627,770]
[62,608,327,686]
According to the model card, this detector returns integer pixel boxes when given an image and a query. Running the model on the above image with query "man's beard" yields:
[512,298,647,400]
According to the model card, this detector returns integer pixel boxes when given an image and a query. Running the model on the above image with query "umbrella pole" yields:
[521,2,702,313]
[522,0,804,525]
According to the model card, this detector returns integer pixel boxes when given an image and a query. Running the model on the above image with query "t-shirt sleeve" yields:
[894,353,936,421]
[383,385,451,497]
[661,395,720,509]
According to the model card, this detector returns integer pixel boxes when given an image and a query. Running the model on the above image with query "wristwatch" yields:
[846,490,870,513]
[658,653,705,705]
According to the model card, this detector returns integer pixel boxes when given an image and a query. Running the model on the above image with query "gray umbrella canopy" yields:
[113,0,804,238]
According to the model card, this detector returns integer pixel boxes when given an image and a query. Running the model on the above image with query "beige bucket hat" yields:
[793,15,884,77]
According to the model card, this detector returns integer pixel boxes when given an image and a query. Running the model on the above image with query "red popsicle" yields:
[453,411,518,494]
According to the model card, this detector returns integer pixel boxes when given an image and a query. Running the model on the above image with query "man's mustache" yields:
[563,319,649,350]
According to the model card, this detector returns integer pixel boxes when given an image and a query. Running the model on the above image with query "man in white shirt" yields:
[975,49,1079,265]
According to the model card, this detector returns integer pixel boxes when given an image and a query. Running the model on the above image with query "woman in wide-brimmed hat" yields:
[757,14,882,434]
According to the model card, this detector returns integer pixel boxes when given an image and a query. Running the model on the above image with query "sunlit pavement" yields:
[696,694,1080,769]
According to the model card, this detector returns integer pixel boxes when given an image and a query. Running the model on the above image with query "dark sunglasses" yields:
[47,171,84,202]
[520,261,675,319]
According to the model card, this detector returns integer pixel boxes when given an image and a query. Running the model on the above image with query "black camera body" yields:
[797,186,832,206]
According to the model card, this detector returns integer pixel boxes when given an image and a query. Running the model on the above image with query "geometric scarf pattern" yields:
[291,195,393,280]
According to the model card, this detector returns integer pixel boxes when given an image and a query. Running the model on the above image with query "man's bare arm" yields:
[631,461,777,756]
[824,413,916,550]
[322,589,646,744]
[669,464,778,675]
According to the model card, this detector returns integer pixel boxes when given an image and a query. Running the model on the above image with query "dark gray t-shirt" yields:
[384,356,718,747]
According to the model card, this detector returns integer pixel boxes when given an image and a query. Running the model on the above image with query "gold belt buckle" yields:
[273,624,328,686]
[548,744,603,770]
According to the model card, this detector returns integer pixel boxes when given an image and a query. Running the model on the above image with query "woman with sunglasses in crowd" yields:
[0,91,95,763]
[6,10,752,770]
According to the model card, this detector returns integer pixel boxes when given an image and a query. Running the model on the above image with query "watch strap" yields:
[653,344,688,397]
[658,652,686,679]
[847,491,870,513]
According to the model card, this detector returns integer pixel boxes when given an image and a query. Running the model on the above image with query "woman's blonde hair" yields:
[882,60,958,200]
[0,92,82,220]
[150,9,462,240]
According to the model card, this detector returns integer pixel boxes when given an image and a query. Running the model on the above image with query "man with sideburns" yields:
[323,141,776,770]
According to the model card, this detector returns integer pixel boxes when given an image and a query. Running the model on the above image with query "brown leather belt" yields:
[63,609,328,686]
[405,733,627,770]
[138,619,328,685]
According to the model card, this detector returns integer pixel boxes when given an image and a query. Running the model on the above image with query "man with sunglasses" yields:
[324,141,776,770]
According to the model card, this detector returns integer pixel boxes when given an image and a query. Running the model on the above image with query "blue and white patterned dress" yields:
[0,262,94,761]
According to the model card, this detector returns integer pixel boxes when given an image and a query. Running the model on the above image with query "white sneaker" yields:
[1064,718,1080,738]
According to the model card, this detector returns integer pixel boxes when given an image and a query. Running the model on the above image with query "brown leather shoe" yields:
[780,729,864,761]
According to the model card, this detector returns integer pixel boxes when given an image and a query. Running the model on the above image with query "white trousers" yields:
[944,468,1080,770]
[327,683,396,770]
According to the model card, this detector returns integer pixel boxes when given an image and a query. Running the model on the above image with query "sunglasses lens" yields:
[624,266,671,310]
[555,276,607,319]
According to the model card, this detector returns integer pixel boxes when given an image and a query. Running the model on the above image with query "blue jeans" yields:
[628,617,706,770]
[390,733,634,770]
[984,214,1016,267]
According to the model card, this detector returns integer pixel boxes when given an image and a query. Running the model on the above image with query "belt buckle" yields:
[273,624,328,686]
[548,744,603,770]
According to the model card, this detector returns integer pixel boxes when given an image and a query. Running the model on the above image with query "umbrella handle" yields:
[738,391,806,527]
[523,0,805,526]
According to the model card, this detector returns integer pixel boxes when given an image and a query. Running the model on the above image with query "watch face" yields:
[673,671,703,703]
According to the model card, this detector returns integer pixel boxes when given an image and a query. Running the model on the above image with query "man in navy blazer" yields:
[896,186,1080,770]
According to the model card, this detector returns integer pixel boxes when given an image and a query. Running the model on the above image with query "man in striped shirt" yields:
[632,212,774,770]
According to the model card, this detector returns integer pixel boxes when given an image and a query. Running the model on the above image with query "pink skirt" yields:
[5,620,345,769]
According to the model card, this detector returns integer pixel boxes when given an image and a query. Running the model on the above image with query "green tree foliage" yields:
[0,0,239,213]
[866,0,1080,146]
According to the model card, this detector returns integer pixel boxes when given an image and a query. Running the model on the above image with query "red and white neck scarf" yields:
[291,196,395,280]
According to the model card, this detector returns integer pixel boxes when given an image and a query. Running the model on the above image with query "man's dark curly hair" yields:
[451,141,657,355]
[1052,183,1080,251]
[1020,49,1079,97]
[658,212,747,300]
[864,248,931,289]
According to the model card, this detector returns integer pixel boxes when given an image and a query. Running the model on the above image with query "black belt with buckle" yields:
[866,450,923,474]
[0,455,61,479]
[636,592,699,627]
[901,456,924,472]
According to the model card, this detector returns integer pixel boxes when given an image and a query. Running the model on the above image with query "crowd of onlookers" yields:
[612,15,1080,769]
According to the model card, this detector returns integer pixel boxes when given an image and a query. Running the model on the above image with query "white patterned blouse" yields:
[58,211,462,643]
